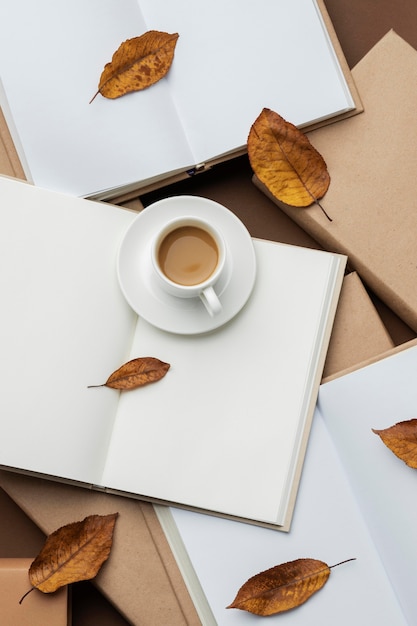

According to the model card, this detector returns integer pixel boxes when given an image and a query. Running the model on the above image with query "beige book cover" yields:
[254,31,417,333]
[322,271,393,378]
[326,334,417,381]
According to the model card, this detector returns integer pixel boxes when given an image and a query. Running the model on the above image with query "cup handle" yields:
[199,285,222,317]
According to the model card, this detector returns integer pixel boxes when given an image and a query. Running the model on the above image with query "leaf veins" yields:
[248,108,331,218]
[21,513,118,602]
[227,557,355,616]
[90,30,179,102]
[88,357,170,391]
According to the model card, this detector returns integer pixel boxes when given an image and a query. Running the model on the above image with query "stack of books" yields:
[1,2,416,625]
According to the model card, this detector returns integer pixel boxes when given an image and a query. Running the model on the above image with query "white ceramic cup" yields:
[151,216,226,316]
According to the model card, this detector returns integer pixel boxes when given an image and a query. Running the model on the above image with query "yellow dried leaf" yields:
[248,108,330,208]
[227,557,355,616]
[373,418,417,468]
[28,513,118,595]
[88,356,170,390]
[90,30,179,102]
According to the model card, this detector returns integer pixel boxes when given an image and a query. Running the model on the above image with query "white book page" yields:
[168,412,407,626]
[140,0,355,162]
[103,240,340,525]
[0,0,193,197]
[318,345,417,624]
[0,177,137,484]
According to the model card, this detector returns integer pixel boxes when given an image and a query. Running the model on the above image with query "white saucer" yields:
[117,196,256,334]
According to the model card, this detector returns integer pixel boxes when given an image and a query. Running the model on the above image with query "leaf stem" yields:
[89,90,100,104]
[316,200,332,222]
[19,587,34,604]
[329,557,356,569]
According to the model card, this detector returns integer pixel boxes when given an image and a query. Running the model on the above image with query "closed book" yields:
[254,31,417,334]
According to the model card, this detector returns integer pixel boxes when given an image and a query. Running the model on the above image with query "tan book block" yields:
[254,31,417,333]
[0,558,68,626]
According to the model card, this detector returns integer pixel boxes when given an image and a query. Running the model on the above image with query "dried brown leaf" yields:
[90,30,179,102]
[373,418,417,468]
[227,557,355,616]
[26,513,118,597]
[88,357,170,391]
[248,108,330,210]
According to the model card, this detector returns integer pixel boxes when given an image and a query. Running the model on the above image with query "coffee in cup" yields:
[151,217,225,316]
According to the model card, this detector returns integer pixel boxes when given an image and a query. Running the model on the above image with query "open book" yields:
[0,269,394,625]
[0,175,345,529]
[0,0,359,200]
[161,341,417,625]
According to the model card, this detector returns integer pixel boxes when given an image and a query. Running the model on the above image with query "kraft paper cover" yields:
[254,31,417,333]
